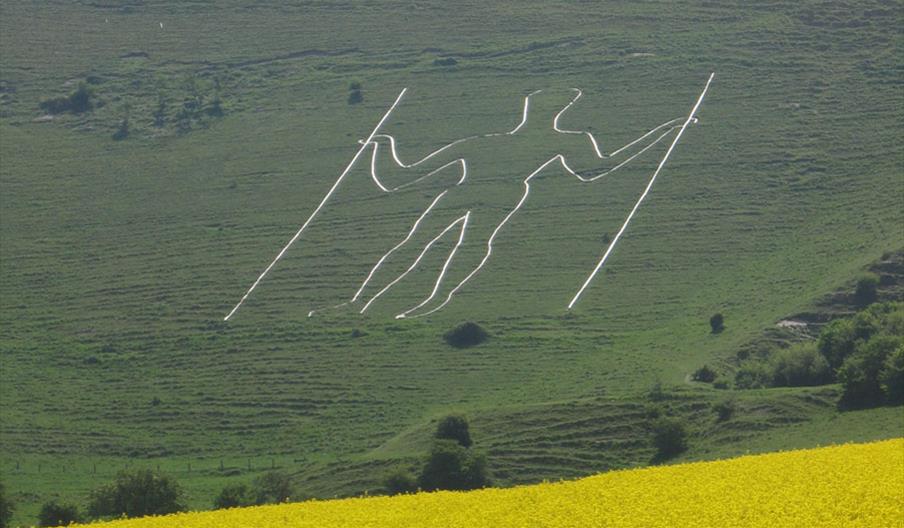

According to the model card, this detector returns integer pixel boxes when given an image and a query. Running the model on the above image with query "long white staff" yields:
[225,88,409,321]
[567,73,714,310]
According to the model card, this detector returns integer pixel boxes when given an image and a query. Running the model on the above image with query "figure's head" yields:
[519,88,583,131]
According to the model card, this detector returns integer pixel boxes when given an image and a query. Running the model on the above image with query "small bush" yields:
[418,440,489,491]
[710,313,724,334]
[713,378,730,390]
[38,501,82,527]
[879,344,904,404]
[734,361,771,389]
[769,344,832,387]
[646,380,667,401]
[348,89,363,105]
[87,469,185,519]
[443,322,489,348]
[854,274,879,306]
[433,57,458,66]
[40,83,94,114]
[112,117,129,141]
[0,482,13,528]
[712,399,736,422]
[692,365,717,383]
[213,483,252,509]
[651,418,688,459]
[435,415,472,447]
[251,471,295,504]
[383,468,418,495]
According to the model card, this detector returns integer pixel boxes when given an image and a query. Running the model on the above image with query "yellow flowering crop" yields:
[82,438,903,528]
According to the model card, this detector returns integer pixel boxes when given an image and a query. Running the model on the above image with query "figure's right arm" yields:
[364,134,468,192]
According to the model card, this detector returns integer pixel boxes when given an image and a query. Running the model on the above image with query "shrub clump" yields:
[710,313,725,334]
[712,398,736,422]
[651,418,688,459]
[250,471,295,504]
[769,344,832,387]
[434,414,472,447]
[692,365,717,383]
[213,483,252,509]
[87,469,185,519]
[383,468,418,495]
[854,273,879,306]
[348,82,363,105]
[38,501,82,527]
[443,322,489,348]
[418,439,489,491]
[838,335,902,407]
[40,82,94,114]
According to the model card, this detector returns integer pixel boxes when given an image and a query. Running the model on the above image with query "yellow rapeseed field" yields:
[81,439,903,528]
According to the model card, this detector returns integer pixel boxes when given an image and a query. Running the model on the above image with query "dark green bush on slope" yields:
[769,344,832,387]
[444,322,489,348]
[87,469,185,519]
[213,483,253,509]
[37,501,82,527]
[838,335,902,407]
[651,418,688,459]
[418,439,489,491]
[434,414,473,447]
[383,468,418,495]
[250,471,295,504]
[40,82,94,114]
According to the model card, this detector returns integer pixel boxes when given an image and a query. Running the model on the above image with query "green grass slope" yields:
[1,0,902,524]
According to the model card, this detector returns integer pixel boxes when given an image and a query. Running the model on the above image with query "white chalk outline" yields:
[568,72,715,309]
[224,88,409,321]
[227,75,713,321]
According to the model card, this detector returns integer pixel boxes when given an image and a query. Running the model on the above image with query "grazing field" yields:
[1,0,902,525]
[76,439,904,527]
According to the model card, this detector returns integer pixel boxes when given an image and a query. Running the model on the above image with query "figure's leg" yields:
[349,190,449,305]
[359,211,470,314]
[397,208,511,319]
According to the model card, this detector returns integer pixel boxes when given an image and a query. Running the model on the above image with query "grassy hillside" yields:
[1,0,902,525]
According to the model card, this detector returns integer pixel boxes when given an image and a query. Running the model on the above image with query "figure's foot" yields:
[307,299,362,318]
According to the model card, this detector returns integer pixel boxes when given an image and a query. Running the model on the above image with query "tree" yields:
[734,360,771,389]
[251,471,295,504]
[879,344,904,404]
[0,482,13,528]
[443,322,489,348]
[817,318,858,371]
[87,469,185,519]
[418,440,489,491]
[769,344,832,387]
[712,398,736,422]
[383,468,418,495]
[651,418,688,459]
[435,415,472,447]
[692,365,717,383]
[854,274,879,306]
[838,336,901,407]
[710,313,724,334]
[38,501,81,527]
[213,483,252,509]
